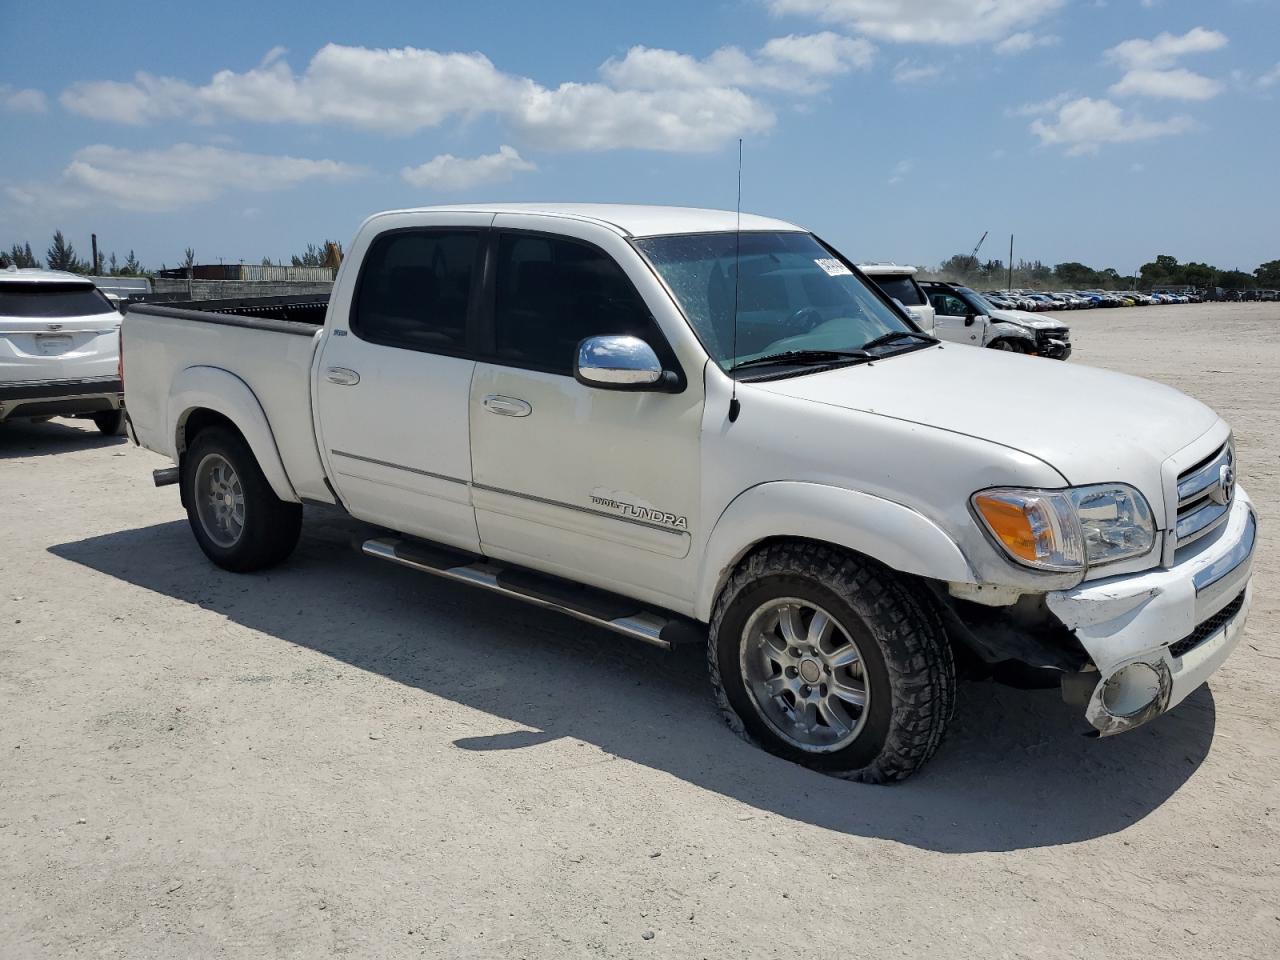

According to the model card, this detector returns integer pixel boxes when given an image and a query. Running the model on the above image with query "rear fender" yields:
[696,482,975,621]
[169,365,298,503]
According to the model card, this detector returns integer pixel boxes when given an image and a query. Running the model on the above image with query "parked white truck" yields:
[123,204,1256,782]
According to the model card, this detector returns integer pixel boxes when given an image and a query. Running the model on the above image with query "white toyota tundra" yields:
[122,204,1256,782]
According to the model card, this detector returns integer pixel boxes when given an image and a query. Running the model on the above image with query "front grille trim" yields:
[1173,441,1233,550]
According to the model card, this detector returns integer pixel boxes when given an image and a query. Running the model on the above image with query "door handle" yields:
[326,367,360,386]
[483,395,532,417]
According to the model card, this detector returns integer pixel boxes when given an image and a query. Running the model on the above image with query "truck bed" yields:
[122,300,333,503]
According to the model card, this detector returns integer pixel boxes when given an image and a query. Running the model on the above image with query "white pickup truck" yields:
[123,204,1256,783]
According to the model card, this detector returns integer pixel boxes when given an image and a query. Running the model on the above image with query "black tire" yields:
[989,338,1029,354]
[92,410,126,435]
[708,541,956,784]
[181,425,302,572]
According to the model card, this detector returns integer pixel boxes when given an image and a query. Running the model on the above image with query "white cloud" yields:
[1006,91,1075,117]
[5,143,361,213]
[0,84,48,113]
[994,32,1060,55]
[892,59,944,84]
[1105,27,1228,70]
[59,42,784,152]
[1110,67,1223,100]
[1257,62,1280,89]
[767,0,1065,45]
[888,158,914,184]
[603,32,873,94]
[401,145,535,191]
[1029,96,1193,154]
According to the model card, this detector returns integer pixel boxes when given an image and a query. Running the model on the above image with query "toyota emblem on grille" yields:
[1212,463,1235,505]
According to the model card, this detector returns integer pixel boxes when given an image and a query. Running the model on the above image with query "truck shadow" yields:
[49,511,1217,855]
[0,417,126,459]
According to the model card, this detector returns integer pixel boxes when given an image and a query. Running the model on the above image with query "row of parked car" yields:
[983,289,1199,311]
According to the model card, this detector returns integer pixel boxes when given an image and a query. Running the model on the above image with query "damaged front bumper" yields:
[1046,489,1256,736]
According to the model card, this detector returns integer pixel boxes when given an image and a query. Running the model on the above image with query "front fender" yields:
[695,481,976,621]
[169,365,298,503]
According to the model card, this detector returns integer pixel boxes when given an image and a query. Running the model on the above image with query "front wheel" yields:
[181,425,302,572]
[708,542,956,783]
[989,338,1029,353]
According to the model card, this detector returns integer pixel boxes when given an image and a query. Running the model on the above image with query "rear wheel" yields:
[182,426,301,572]
[708,542,956,783]
[92,410,126,435]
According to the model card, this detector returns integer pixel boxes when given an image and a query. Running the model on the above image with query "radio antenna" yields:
[728,138,743,423]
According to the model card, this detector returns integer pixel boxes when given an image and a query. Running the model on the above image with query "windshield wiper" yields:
[733,349,873,371]
[858,330,938,352]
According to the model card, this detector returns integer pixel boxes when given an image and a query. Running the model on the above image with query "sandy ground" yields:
[1,302,1277,959]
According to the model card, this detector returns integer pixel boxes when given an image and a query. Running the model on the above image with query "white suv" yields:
[857,263,936,335]
[0,267,126,434]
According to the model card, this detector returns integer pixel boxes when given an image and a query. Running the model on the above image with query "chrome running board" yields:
[361,536,702,651]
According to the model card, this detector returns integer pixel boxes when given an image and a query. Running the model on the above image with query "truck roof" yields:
[0,266,93,286]
[370,203,805,239]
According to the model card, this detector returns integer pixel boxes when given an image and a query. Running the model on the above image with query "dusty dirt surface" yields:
[2,303,1277,959]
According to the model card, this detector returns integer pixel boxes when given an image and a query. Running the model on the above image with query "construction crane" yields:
[969,230,988,264]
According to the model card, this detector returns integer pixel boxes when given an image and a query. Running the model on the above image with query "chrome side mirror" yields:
[574,335,674,391]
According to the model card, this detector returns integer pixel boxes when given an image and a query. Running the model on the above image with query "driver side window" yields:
[492,233,674,375]
[932,293,968,317]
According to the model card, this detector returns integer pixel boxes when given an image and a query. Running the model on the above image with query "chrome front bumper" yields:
[1047,488,1256,735]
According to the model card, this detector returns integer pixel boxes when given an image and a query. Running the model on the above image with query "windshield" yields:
[634,232,911,370]
[0,283,116,318]
[955,286,999,314]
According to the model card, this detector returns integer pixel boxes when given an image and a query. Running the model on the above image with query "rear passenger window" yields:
[351,230,479,352]
[493,234,670,375]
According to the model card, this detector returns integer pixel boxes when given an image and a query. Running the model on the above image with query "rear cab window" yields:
[350,230,481,353]
[0,283,116,318]
[870,276,927,307]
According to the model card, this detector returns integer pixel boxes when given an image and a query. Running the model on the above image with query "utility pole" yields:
[1007,235,1014,291]
[91,233,99,276]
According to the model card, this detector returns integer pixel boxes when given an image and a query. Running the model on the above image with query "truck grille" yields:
[1174,442,1234,550]
[1168,589,1245,658]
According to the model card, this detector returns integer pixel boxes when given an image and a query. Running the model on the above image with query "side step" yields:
[361,537,704,651]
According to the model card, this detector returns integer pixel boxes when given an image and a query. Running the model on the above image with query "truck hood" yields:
[751,345,1220,504]
[988,308,1065,330]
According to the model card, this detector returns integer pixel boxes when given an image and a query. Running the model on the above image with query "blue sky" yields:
[2,0,1276,274]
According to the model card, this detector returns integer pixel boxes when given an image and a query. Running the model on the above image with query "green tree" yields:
[1255,259,1280,287]
[182,247,196,270]
[1054,261,1098,288]
[122,250,142,275]
[46,230,84,271]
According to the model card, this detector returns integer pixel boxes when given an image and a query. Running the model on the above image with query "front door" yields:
[467,223,704,610]
[315,218,488,550]
[931,292,984,346]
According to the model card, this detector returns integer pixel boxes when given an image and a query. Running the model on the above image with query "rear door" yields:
[314,215,489,550]
[467,218,703,609]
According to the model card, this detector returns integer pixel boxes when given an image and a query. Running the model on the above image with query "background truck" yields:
[1,266,127,434]
[123,203,1255,783]
[922,280,1073,358]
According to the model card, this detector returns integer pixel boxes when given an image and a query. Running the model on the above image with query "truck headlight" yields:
[972,484,1155,572]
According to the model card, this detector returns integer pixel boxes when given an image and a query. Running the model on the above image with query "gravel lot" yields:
[2,302,1276,959]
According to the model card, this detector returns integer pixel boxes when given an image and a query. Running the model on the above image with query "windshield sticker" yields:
[815,258,852,277]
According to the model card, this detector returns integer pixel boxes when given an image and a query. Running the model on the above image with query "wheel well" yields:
[713,535,983,671]
[178,407,238,457]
